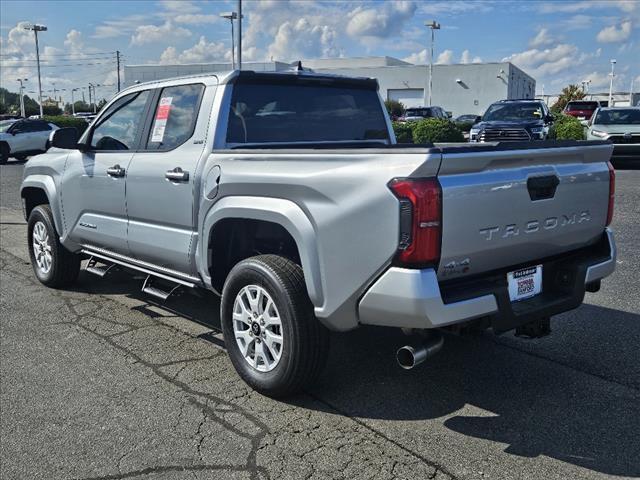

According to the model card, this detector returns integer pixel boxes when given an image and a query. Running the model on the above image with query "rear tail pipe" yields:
[396,332,444,370]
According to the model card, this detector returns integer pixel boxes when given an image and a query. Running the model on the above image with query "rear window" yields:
[226,82,389,145]
[566,101,598,110]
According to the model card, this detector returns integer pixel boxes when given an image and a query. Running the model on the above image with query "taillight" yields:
[606,162,615,226]
[388,178,441,266]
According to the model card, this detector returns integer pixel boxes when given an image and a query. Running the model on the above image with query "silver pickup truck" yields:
[21,70,616,396]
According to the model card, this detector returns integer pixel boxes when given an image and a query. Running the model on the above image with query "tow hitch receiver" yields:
[515,317,551,339]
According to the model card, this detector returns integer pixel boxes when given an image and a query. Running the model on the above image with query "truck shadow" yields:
[304,304,640,477]
[76,270,639,477]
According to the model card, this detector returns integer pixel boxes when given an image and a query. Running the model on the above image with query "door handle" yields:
[165,167,189,182]
[106,165,125,177]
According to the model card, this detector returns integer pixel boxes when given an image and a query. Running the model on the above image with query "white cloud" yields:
[268,18,338,61]
[561,14,593,30]
[92,14,150,39]
[403,49,427,64]
[460,50,482,64]
[346,1,416,38]
[159,36,230,64]
[596,21,633,43]
[436,49,453,64]
[173,14,220,25]
[540,1,636,13]
[529,28,556,48]
[130,21,191,46]
[502,44,578,76]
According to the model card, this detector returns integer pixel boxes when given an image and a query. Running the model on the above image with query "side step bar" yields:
[85,256,116,277]
[141,275,182,301]
[80,248,199,288]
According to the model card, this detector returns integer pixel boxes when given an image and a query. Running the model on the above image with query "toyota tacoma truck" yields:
[21,70,616,397]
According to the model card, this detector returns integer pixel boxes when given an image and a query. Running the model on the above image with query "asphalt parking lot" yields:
[1,160,639,480]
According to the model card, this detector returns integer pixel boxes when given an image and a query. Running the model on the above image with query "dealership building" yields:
[124,56,536,117]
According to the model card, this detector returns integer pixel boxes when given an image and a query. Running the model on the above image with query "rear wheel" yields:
[0,144,9,164]
[221,255,329,397]
[27,205,81,287]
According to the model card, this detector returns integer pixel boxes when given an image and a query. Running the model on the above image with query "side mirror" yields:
[580,120,590,127]
[546,115,554,123]
[49,128,79,150]
[474,116,482,124]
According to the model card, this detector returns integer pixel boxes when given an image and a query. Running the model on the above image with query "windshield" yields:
[0,120,16,133]
[227,82,389,145]
[405,108,433,117]
[483,103,543,121]
[566,102,598,110]
[594,109,640,125]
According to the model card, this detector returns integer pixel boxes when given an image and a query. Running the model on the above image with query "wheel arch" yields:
[198,196,324,308]
[21,176,64,236]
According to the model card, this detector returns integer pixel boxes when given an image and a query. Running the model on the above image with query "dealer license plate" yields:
[507,265,542,302]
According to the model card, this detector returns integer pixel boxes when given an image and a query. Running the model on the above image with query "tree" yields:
[64,101,91,114]
[551,84,586,113]
[384,99,405,119]
[97,98,108,112]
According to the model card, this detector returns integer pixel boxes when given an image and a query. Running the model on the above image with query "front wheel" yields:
[221,255,329,397]
[28,205,81,287]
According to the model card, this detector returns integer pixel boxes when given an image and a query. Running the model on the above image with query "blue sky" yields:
[1,0,638,104]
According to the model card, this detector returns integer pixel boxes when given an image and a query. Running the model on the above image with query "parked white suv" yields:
[0,119,58,164]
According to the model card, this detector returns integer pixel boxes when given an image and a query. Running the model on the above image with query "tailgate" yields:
[436,143,613,280]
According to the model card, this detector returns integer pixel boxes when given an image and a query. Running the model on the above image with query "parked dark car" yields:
[470,100,554,143]
[401,106,448,122]
[564,100,602,120]
[454,114,481,125]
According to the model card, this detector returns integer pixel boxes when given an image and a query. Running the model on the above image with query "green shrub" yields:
[551,114,584,140]
[44,116,89,136]
[412,118,465,144]
[392,121,414,143]
[455,121,475,133]
[384,99,405,119]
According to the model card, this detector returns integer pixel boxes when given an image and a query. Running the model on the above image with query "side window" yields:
[90,90,150,151]
[146,83,204,151]
[32,121,51,132]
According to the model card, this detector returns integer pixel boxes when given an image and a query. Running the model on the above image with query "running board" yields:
[85,256,116,277]
[80,248,198,289]
[141,275,182,301]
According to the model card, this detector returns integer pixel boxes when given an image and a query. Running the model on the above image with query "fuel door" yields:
[203,165,221,199]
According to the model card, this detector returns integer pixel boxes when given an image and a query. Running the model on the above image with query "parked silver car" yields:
[585,107,640,164]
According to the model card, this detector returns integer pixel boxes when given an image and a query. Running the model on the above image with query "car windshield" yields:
[405,108,433,117]
[566,102,598,110]
[594,109,640,125]
[0,120,16,133]
[483,103,543,121]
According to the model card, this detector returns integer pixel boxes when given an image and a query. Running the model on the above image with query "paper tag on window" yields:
[151,97,173,142]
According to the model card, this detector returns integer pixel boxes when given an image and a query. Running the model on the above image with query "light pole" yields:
[23,24,47,118]
[88,83,95,113]
[425,20,440,107]
[608,59,616,106]
[16,78,28,117]
[237,0,242,70]
[71,88,79,115]
[219,12,239,70]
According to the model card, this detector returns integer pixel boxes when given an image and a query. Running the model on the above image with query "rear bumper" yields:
[611,144,640,160]
[358,229,616,331]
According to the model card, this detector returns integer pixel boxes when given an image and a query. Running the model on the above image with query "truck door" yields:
[125,83,207,274]
[61,90,152,254]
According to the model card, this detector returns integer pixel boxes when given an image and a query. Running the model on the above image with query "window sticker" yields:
[151,96,173,143]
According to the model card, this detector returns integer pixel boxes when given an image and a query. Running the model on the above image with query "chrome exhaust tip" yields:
[396,333,444,370]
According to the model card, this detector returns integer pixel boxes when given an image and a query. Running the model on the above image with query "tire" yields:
[0,144,8,164]
[221,255,329,397]
[13,154,27,161]
[27,204,81,288]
